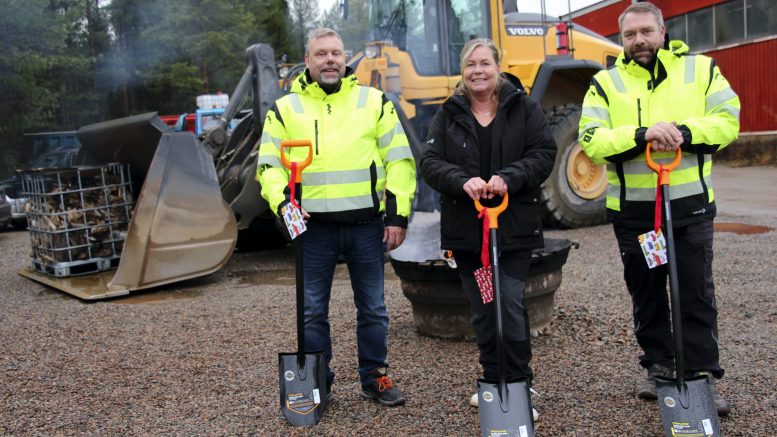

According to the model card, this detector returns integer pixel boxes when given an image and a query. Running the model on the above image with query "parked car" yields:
[1,145,84,229]
[0,185,12,229]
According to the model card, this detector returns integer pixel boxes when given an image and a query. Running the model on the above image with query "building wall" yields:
[651,0,728,18]
[572,0,629,37]
[571,0,776,133]
[708,38,777,133]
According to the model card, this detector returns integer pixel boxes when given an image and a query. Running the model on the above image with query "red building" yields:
[568,0,777,138]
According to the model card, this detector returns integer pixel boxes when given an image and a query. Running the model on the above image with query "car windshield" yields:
[369,0,489,76]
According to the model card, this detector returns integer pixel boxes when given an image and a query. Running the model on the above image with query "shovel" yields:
[646,144,720,437]
[277,139,327,427]
[474,194,535,437]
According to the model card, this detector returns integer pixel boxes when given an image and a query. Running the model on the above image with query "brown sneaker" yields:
[636,363,674,400]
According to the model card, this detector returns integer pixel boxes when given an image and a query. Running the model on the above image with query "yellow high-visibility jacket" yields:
[257,69,416,227]
[579,40,740,227]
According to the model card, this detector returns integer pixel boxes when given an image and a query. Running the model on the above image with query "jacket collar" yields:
[445,78,523,116]
[617,39,689,77]
[291,66,357,98]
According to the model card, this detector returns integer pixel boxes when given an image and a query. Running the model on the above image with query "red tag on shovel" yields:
[475,208,494,304]
[474,264,494,304]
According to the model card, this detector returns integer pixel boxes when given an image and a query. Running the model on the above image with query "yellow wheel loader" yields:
[345,0,620,227]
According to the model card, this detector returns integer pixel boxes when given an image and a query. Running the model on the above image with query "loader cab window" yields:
[370,0,489,76]
[447,0,489,75]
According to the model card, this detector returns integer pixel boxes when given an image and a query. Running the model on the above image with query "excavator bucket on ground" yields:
[19,113,237,300]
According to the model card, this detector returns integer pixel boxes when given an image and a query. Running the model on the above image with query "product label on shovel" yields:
[285,390,320,415]
[670,420,713,436]
[281,203,306,240]
[484,427,528,437]
[638,229,667,269]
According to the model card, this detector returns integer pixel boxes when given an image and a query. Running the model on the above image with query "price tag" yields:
[281,203,306,240]
[638,229,667,269]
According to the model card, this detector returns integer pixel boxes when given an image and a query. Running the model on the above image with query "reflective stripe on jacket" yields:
[256,69,416,226]
[579,40,740,227]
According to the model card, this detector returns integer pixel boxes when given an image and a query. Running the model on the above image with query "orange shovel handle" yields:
[280,140,313,183]
[645,142,682,186]
[474,193,509,229]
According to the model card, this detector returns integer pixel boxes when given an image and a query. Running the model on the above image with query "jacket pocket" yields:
[501,191,542,244]
[440,195,479,248]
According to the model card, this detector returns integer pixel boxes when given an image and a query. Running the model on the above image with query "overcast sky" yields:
[318,0,603,18]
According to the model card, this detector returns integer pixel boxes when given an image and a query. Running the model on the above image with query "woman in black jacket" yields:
[420,38,556,409]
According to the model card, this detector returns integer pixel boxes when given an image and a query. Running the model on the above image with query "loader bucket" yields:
[19,113,237,300]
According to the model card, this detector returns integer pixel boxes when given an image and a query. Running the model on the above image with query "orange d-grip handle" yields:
[280,139,313,183]
[474,193,509,229]
[645,142,682,186]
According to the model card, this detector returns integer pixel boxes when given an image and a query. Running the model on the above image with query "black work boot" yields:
[360,367,405,406]
[693,371,731,417]
[636,363,674,400]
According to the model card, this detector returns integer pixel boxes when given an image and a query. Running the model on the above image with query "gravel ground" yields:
[1,166,776,436]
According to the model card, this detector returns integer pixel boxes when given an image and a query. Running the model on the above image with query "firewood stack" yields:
[20,163,135,277]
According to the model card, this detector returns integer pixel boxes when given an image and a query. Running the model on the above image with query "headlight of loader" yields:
[364,44,380,59]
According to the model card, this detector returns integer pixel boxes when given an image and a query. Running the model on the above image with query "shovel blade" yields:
[655,375,720,436]
[278,352,327,427]
[477,379,534,437]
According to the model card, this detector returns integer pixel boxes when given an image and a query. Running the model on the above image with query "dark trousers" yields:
[455,250,533,382]
[614,219,723,378]
[302,219,389,386]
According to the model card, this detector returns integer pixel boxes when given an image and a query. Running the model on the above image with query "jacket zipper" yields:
[314,119,319,155]
[637,98,642,126]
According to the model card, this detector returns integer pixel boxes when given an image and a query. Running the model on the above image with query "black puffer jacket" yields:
[420,80,556,253]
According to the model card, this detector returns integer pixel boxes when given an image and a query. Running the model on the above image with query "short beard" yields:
[627,49,657,69]
[319,79,342,95]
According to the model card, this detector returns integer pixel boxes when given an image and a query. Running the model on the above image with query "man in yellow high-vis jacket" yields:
[257,28,415,407]
[579,2,739,417]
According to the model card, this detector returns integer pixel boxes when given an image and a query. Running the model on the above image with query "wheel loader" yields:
[18,44,284,299]
[344,0,621,227]
[19,1,620,299]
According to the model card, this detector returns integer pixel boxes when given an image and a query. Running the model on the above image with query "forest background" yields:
[0,0,369,175]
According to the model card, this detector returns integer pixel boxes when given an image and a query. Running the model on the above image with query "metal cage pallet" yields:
[20,163,135,277]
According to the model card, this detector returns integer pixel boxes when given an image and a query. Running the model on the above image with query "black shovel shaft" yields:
[662,184,686,387]
[293,181,306,364]
[490,228,506,385]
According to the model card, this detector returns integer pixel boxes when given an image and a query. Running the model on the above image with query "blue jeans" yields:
[302,218,388,386]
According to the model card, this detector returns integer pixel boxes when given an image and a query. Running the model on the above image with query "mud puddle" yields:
[111,287,206,304]
[714,222,773,235]
[231,269,296,286]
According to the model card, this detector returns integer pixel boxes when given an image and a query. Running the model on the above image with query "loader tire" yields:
[541,104,607,228]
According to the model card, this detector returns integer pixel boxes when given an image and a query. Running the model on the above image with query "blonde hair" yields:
[305,27,343,56]
[454,38,505,99]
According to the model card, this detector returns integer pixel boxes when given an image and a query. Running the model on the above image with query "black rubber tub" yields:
[390,217,576,340]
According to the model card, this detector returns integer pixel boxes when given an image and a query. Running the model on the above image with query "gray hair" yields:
[618,2,664,31]
[305,27,343,56]
[454,38,505,98]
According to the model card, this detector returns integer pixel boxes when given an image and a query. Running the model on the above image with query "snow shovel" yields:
[646,144,720,437]
[474,194,535,437]
[277,140,327,427]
